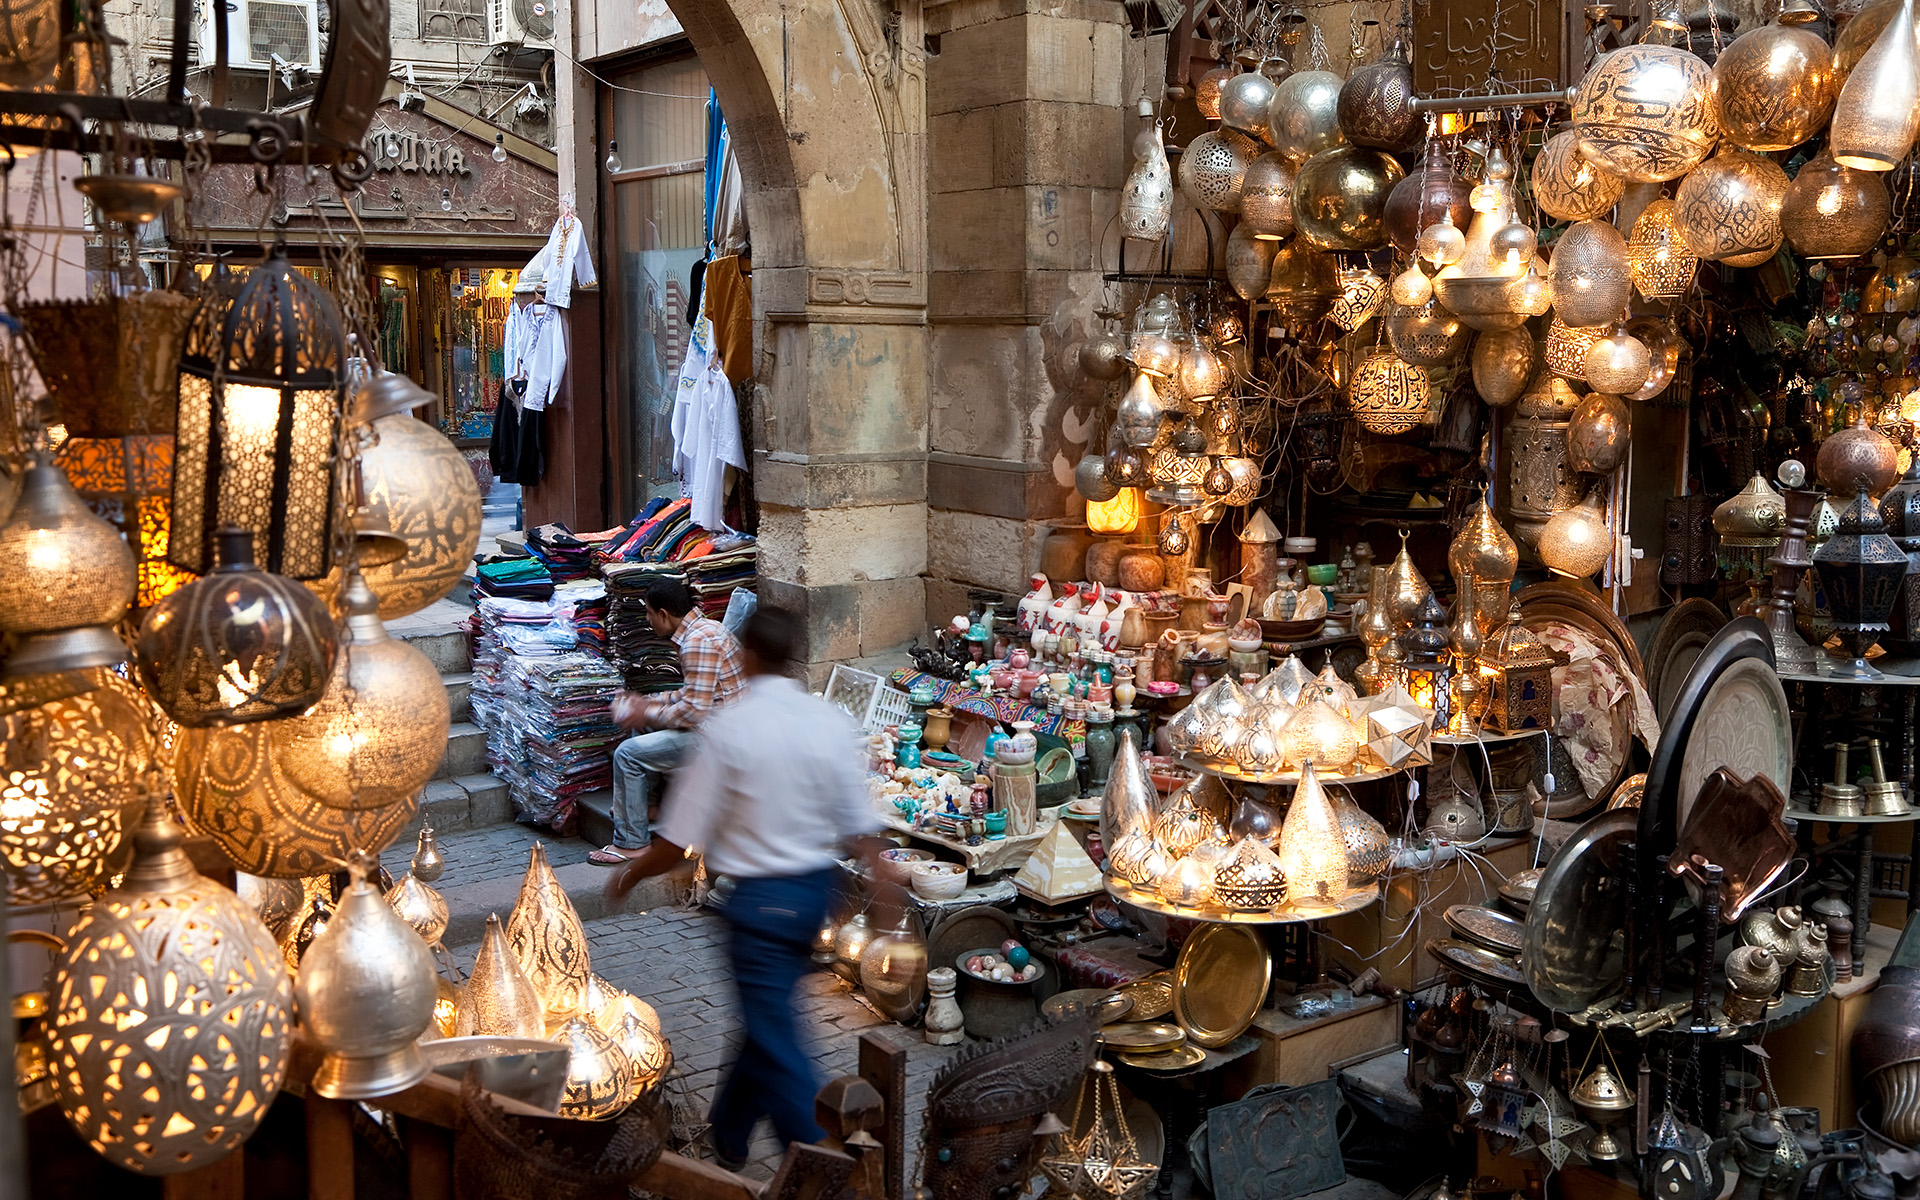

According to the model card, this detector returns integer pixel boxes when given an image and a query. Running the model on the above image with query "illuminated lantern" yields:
[1087,488,1142,535]
[1539,493,1614,578]
[1399,594,1453,729]
[0,454,136,677]
[1276,762,1350,910]
[1481,602,1561,733]
[1349,348,1431,434]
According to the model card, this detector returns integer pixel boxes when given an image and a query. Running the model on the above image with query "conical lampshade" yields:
[296,857,439,1099]
[1100,725,1158,853]
[1277,761,1351,910]
[506,842,594,1027]
[45,796,294,1174]
[458,913,546,1038]
[585,973,662,1037]
[1829,0,1920,170]
[557,1016,634,1121]
[0,452,137,678]
[386,871,450,945]
[615,1011,672,1097]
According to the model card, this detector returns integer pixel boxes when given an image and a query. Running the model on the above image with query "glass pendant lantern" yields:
[1829,0,1920,170]
[1627,198,1701,300]
[0,452,137,678]
[1277,761,1352,910]
[1350,347,1432,434]
[1782,150,1892,259]
[1539,493,1615,578]
[170,241,347,580]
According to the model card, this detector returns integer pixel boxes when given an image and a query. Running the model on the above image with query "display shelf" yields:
[1431,728,1547,747]
[874,809,1051,873]
[1175,754,1401,787]
[1781,657,1920,685]
[1104,877,1380,925]
[1562,958,1835,1041]
[1784,805,1920,825]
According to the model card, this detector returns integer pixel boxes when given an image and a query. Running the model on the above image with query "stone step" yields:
[576,787,617,851]
[379,820,698,950]
[403,628,472,676]
[435,721,488,781]
[443,671,473,724]
[406,772,514,835]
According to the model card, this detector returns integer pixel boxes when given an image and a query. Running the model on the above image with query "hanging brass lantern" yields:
[507,841,594,1028]
[1567,392,1634,475]
[1571,28,1721,182]
[1539,493,1614,578]
[1819,411,1902,498]
[1835,0,1899,84]
[1350,348,1432,434]
[296,857,439,1099]
[0,453,137,678]
[1549,219,1634,328]
[1472,329,1537,408]
[1627,198,1700,300]
[1226,223,1279,301]
[1268,70,1346,165]
[170,242,347,580]
[1545,317,1607,382]
[556,1016,635,1121]
[457,913,547,1038]
[1829,0,1920,170]
[1782,150,1892,260]
[0,669,154,905]
[135,525,338,726]
[1531,130,1625,222]
[1583,324,1653,397]
[1712,13,1837,151]
[1385,300,1470,368]
[1385,152,1473,255]
[1674,148,1789,262]
[1264,238,1340,328]
[1217,70,1278,142]
[1240,152,1296,240]
[1449,497,1519,636]
[0,0,61,88]
[1115,372,1166,449]
[274,568,449,810]
[45,796,293,1174]
[1195,65,1234,121]
[1433,148,1537,331]
[311,412,484,620]
[1292,147,1405,251]
[1121,110,1173,241]
[386,870,450,945]
[1337,39,1420,152]
[1178,127,1261,214]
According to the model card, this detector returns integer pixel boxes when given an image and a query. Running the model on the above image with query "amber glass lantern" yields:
[1481,602,1560,733]
[0,453,138,678]
[135,527,338,726]
[1087,488,1141,535]
[1782,150,1892,260]
[170,243,347,580]
[1399,594,1452,728]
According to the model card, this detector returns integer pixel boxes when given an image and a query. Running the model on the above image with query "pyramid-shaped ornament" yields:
[1015,820,1105,903]
[1366,684,1433,770]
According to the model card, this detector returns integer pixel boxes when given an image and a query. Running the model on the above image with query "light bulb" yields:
[604,140,622,172]
[1390,265,1433,306]
[440,189,452,212]
[492,134,508,164]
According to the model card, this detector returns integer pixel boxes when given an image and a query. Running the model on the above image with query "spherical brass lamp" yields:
[1178,128,1261,213]
[1267,70,1345,165]
[1782,150,1892,259]
[1539,494,1614,578]
[1239,152,1296,240]
[1532,131,1625,222]
[1350,348,1432,434]
[45,796,294,1174]
[0,452,136,678]
[1712,14,1836,152]
[135,525,337,726]
[1572,35,1720,182]
[1291,146,1405,251]
[169,241,347,580]
[1673,148,1789,261]
[1549,220,1635,328]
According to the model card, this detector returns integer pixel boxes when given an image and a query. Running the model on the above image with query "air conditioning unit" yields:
[196,0,322,71]
[490,0,555,49]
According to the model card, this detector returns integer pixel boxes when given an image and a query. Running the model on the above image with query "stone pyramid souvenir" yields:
[1014,820,1105,903]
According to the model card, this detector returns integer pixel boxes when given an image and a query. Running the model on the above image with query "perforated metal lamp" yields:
[0,452,136,678]
[169,241,347,580]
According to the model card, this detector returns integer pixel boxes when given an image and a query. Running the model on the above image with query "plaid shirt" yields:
[650,615,745,730]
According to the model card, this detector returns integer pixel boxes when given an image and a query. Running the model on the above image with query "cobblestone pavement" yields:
[447,900,963,1182]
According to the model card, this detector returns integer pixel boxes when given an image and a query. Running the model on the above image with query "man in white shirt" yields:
[604,607,893,1167]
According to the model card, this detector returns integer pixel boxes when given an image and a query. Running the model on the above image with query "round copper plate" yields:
[1098,1021,1187,1053]
[1172,924,1272,1048]
[1117,973,1175,1021]
[1044,989,1133,1025]
[1443,904,1527,955]
[1118,1044,1207,1071]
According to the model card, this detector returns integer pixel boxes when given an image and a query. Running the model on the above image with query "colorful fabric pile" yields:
[684,538,758,619]
[527,523,597,582]
[604,564,687,694]
[474,556,554,601]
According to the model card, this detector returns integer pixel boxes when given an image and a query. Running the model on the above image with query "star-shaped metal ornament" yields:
[1363,684,1433,769]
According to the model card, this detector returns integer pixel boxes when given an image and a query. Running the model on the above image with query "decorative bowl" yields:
[1258,617,1327,641]
[878,847,934,885]
[910,861,969,901]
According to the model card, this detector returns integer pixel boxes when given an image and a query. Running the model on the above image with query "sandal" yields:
[589,845,643,865]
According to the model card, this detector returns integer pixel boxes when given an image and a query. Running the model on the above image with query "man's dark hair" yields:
[642,577,696,617]
[740,606,798,668]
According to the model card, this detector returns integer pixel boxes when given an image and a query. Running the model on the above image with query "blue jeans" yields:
[709,869,835,1159]
[610,728,692,848]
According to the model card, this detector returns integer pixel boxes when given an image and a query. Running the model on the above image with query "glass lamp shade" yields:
[1627,198,1701,300]
[859,908,928,1023]
[1116,373,1167,449]
[615,1011,672,1097]
[1673,149,1789,261]
[1291,146,1405,251]
[385,870,450,945]
[295,860,438,1100]
[1472,327,1538,407]
[1195,65,1234,121]
[135,526,338,726]
[1179,343,1229,399]
[1549,219,1634,327]
[1350,348,1432,435]
[1226,222,1280,300]
[1267,70,1346,165]
[1539,494,1614,578]
[1087,488,1142,535]
[1384,300,1470,368]
[1121,125,1174,240]
[1583,325,1653,396]
[1178,127,1261,214]
[0,453,136,677]
[1571,43,1721,181]
[1218,70,1279,141]
[1782,150,1892,259]
[1545,317,1607,381]
[1712,19,1837,151]
[455,914,546,1037]
[1264,239,1340,328]
[1282,694,1362,772]
[1532,130,1626,222]
[1829,0,1920,170]
[584,973,663,1038]
[272,569,449,810]
[170,245,346,580]
[0,669,153,906]
[1240,152,1296,239]
[309,414,483,620]
[557,1016,635,1121]
[506,841,594,1028]
[44,800,293,1175]
[1213,836,1289,910]
[1277,762,1351,909]
[1157,854,1218,907]
[1385,153,1473,256]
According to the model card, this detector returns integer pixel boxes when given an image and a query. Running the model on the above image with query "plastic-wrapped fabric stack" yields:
[475,556,554,600]
[604,564,686,695]
[683,537,757,620]
[498,651,625,831]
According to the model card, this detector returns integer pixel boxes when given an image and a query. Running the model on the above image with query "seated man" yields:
[589,578,744,864]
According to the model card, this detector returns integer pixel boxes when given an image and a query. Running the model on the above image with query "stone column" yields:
[922,0,1129,625]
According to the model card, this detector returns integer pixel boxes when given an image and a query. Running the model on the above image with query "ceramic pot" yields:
[1086,539,1126,586]
[996,720,1038,765]
[1038,521,1094,585]
[922,707,953,751]
[955,951,1045,1039]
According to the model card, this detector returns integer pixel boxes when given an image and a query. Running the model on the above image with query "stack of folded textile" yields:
[498,652,625,833]
[604,564,686,694]
[684,537,758,619]
[528,523,596,582]
[475,556,554,601]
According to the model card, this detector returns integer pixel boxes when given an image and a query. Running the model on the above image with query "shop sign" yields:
[368,126,472,176]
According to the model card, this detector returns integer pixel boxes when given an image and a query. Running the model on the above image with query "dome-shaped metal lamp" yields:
[0,453,136,678]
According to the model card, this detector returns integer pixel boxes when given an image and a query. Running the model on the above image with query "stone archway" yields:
[666,0,932,680]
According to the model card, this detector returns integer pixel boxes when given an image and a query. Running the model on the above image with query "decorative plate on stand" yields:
[1646,598,1727,721]
[1522,807,1636,1012]
[1672,656,1792,834]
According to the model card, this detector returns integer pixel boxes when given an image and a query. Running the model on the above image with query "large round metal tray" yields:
[1646,598,1727,722]
[1523,806,1636,1012]
[1673,654,1792,834]
[1638,617,1775,862]
[1172,924,1271,1048]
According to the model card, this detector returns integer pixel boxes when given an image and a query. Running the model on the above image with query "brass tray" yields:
[1647,598,1727,722]
[1173,924,1272,1049]
[1607,773,1646,810]
[1496,867,1541,914]
[1118,1044,1207,1071]
[1044,989,1133,1025]
[1442,904,1526,955]
[1523,807,1635,1012]
[1098,1021,1187,1053]
[1118,973,1175,1021]
[1672,654,1792,835]
[1428,938,1528,991]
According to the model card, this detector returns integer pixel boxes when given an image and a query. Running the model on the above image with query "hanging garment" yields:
[541,213,598,309]
[518,302,566,412]
[512,405,547,485]
[702,254,753,384]
[489,382,523,479]
[669,310,744,532]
